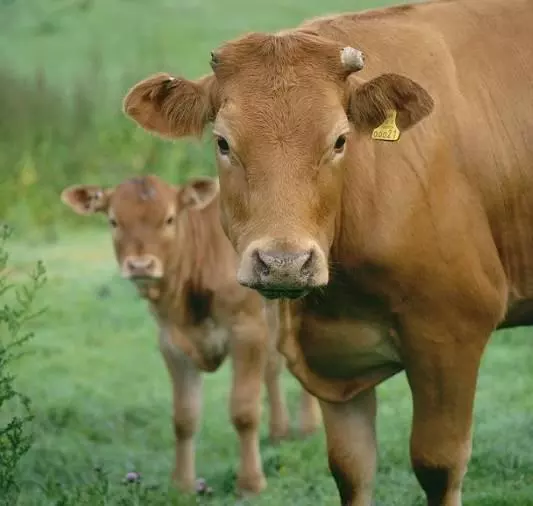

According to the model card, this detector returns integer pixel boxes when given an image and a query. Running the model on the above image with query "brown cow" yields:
[60,175,321,495]
[121,0,533,504]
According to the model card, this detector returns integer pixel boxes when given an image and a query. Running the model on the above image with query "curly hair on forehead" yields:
[124,176,157,201]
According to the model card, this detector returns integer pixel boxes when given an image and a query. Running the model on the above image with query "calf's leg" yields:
[321,388,377,506]
[229,317,269,494]
[160,339,203,493]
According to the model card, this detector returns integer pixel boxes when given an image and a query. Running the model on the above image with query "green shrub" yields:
[0,225,46,505]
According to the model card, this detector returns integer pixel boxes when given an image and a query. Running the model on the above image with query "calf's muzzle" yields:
[122,254,162,279]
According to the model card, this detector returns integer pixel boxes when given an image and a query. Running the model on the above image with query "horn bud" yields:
[340,47,365,72]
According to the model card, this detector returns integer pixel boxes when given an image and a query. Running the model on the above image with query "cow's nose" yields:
[123,255,158,278]
[255,250,312,275]
[250,249,315,298]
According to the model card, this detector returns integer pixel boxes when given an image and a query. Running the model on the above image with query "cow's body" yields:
[60,176,320,496]
[123,0,533,504]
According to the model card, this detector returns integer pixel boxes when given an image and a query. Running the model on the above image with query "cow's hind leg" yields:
[264,347,291,442]
[403,311,494,506]
[229,316,269,494]
[299,387,321,436]
[160,339,203,493]
[321,388,377,506]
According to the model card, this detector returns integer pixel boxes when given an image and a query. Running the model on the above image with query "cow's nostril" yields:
[301,249,314,272]
[253,250,271,275]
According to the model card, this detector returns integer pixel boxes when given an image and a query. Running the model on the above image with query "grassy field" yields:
[2,0,533,504]
[6,230,533,505]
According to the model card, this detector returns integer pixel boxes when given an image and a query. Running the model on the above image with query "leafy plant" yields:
[0,225,47,505]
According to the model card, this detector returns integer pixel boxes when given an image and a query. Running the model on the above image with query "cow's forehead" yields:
[110,176,174,221]
[213,31,346,84]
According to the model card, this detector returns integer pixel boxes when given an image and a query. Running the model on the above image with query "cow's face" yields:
[123,32,433,299]
[61,175,218,293]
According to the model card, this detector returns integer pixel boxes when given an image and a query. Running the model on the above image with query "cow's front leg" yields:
[160,339,203,493]
[321,388,377,506]
[403,311,494,506]
[229,317,269,494]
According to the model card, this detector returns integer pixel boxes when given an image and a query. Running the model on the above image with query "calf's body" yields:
[61,175,320,495]
[123,0,533,504]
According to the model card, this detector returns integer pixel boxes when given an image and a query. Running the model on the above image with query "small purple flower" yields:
[123,471,141,484]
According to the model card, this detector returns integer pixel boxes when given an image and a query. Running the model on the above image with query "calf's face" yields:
[123,32,434,299]
[61,175,218,291]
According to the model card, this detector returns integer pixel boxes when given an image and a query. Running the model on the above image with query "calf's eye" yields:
[334,135,346,152]
[216,136,230,156]
[109,218,117,228]
[165,215,174,225]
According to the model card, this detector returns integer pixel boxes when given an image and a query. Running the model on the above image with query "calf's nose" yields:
[124,255,157,278]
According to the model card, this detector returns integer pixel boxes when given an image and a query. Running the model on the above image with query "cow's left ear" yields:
[60,184,112,215]
[178,177,219,210]
[347,73,434,134]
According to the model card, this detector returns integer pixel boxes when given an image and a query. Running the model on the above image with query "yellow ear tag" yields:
[371,110,401,142]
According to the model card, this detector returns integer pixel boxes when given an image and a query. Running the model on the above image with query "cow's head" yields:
[123,31,433,299]
[61,175,218,295]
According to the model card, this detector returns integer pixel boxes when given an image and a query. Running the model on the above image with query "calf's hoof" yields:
[269,425,292,444]
[236,473,267,496]
[171,472,196,494]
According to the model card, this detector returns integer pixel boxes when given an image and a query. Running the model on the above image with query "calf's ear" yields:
[347,73,434,134]
[60,185,112,215]
[123,73,218,140]
[179,177,219,211]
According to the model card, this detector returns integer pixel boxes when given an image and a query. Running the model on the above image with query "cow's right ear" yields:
[60,185,112,215]
[122,73,218,140]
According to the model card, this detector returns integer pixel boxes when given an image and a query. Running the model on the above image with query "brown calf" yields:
[121,0,533,504]
[60,175,320,495]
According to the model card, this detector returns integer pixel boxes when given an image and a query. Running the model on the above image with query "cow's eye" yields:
[216,136,230,156]
[165,215,174,226]
[334,135,346,152]
[109,218,117,228]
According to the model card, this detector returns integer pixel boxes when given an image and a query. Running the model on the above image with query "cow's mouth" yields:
[257,288,310,300]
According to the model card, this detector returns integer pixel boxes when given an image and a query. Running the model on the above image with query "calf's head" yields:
[61,175,218,294]
[123,32,434,299]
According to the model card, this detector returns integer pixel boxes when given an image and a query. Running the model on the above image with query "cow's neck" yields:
[150,202,231,325]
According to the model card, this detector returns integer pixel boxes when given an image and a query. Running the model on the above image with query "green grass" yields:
[7,230,533,505]
[2,0,533,503]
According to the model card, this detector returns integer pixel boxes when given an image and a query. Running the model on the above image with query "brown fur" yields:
[60,175,321,495]
[122,0,533,504]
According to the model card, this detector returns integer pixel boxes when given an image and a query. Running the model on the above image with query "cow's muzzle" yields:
[237,240,328,299]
